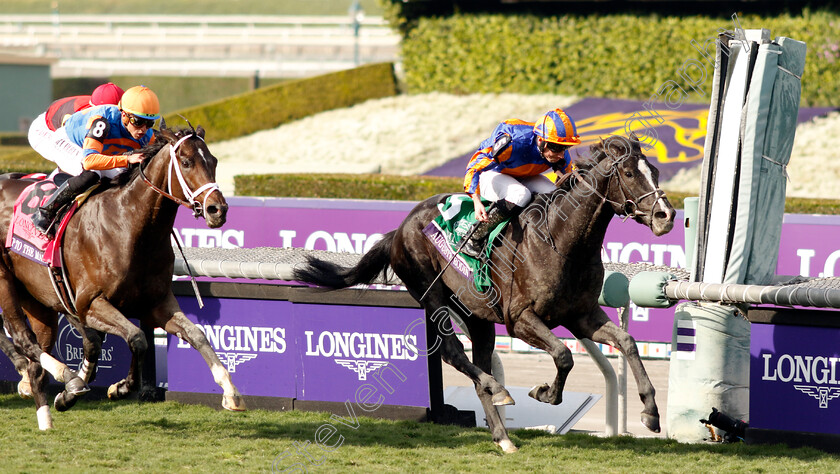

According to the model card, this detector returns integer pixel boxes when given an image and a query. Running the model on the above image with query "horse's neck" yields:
[122,147,179,238]
[545,167,614,257]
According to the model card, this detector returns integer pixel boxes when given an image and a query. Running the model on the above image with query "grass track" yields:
[2,393,839,472]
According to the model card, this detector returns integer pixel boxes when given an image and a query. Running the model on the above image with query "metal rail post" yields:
[580,338,618,436]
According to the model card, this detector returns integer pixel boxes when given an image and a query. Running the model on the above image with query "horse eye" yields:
[624,170,633,178]
[180,159,191,168]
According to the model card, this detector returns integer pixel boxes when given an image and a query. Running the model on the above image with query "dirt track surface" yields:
[442,351,670,437]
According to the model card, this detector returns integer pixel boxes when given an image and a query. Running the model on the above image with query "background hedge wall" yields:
[161,62,398,141]
[399,11,840,107]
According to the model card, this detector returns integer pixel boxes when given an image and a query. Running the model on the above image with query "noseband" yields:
[572,156,667,222]
[139,133,221,219]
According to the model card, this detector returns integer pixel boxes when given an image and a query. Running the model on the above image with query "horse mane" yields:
[110,127,195,188]
[522,138,614,216]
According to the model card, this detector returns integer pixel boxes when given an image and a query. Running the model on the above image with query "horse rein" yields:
[139,133,221,219]
[571,157,667,222]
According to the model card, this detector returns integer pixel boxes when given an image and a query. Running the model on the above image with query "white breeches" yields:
[29,115,122,180]
[477,171,556,207]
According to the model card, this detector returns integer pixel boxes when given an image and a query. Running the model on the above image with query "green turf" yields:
[1,393,838,472]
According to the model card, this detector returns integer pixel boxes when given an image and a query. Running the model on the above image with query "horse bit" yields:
[139,133,221,219]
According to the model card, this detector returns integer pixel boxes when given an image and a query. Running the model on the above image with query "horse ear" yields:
[159,116,167,131]
[629,131,639,143]
[157,128,177,143]
[196,125,205,139]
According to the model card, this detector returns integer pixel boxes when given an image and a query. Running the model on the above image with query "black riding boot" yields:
[31,171,98,236]
[461,203,518,258]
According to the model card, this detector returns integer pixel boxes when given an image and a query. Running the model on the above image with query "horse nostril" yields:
[654,211,668,220]
[206,205,219,216]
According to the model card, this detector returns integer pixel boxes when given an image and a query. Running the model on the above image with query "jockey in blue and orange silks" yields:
[30,85,160,236]
[461,108,581,257]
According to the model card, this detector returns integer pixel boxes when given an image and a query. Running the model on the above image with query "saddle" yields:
[422,195,513,291]
[5,175,92,316]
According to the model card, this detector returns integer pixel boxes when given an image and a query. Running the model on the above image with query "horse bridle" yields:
[139,133,221,219]
[571,154,667,222]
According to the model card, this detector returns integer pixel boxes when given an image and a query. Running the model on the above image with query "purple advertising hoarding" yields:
[294,304,429,407]
[169,297,431,408]
[750,323,840,434]
[169,297,296,398]
[0,315,134,387]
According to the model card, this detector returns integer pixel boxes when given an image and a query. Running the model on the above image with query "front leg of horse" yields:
[511,310,573,405]
[55,327,103,412]
[83,298,148,401]
[163,310,246,411]
[589,318,660,433]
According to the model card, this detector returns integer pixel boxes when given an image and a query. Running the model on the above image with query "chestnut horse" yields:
[294,134,675,452]
[0,125,246,429]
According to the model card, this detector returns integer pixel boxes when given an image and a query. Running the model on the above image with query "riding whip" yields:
[419,201,496,302]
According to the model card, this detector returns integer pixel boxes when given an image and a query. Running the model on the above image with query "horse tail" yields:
[294,231,395,289]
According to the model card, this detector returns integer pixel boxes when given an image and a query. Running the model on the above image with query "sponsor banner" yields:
[169,297,295,398]
[174,198,840,344]
[750,323,840,434]
[0,316,133,387]
[295,304,430,408]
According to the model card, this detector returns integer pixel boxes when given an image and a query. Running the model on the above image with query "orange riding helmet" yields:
[119,85,161,120]
[533,108,581,146]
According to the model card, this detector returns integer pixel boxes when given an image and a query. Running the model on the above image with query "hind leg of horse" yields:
[580,310,660,433]
[510,309,574,405]
[464,316,517,453]
[152,294,246,411]
[0,321,33,398]
[83,297,147,400]
[0,273,87,397]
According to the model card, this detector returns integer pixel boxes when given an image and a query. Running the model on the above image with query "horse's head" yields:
[154,125,228,228]
[590,133,675,236]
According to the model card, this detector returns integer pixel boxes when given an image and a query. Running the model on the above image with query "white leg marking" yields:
[37,405,53,430]
[78,359,90,382]
[39,353,68,383]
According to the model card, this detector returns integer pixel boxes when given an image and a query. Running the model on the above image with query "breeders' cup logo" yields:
[762,353,840,409]
[305,330,418,381]
[176,324,287,373]
[55,315,115,371]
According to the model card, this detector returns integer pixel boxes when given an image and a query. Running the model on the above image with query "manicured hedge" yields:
[400,11,840,107]
[161,62,399,142]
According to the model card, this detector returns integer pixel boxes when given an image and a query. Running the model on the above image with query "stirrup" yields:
[460,238,486,259]
[31,209,55,236]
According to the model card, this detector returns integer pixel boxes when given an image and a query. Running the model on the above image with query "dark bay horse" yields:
[294,134,675,452]
[0,125,246,429]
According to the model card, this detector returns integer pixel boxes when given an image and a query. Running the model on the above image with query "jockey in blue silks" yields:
[461,108,581,257]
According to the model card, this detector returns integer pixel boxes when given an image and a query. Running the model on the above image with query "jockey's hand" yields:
[126,153,145,164]
[472,194,489,222]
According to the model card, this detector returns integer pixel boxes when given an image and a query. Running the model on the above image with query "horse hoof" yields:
[107,383,119,400]
[496,439,518,454]
[17,381,33,399]
[66,377,90,396]
[222,394,247,412]
[54,391,79,412]
[492,392,515,406]
[641,413,661,433]
[528,383,549,400]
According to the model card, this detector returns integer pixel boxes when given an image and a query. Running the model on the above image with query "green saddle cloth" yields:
[423,195,511,291]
